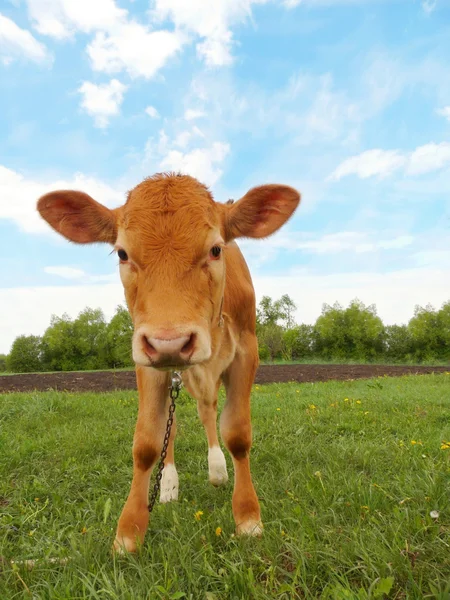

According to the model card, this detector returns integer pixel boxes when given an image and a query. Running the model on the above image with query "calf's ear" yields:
[224,184,300,241]
[37,190,117,244]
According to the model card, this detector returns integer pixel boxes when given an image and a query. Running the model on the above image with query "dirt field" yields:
[0,364,448,393]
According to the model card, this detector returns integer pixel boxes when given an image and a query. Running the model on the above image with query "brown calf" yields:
[37,173,300,553]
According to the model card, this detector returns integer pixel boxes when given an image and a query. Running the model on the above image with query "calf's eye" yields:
[210,246,221,259]
[118,249,128,262]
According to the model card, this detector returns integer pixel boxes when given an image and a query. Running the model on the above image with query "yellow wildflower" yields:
[276,408,281,411]
[281,530,286,537]
[34,498,40,502]
[344,398,349,402]
[308,404,316,410]
[215,527,222,536]
[81,526,88,534]
[356,400,361,404]
[194,510,204,521]
[440,442,450,450]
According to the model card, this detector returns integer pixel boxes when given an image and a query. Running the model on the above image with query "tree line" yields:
[2,296,449,373]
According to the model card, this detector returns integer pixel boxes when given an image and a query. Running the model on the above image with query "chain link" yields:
[147,372,182,513]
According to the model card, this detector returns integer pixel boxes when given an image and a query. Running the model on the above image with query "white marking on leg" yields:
[208,446,228,486]
[160,463,179,503]
[236,519,263,537]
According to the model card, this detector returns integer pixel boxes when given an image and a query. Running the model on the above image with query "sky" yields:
[1,0,449,354]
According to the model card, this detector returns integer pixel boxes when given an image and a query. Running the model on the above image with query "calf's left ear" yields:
[37,190,117,244]
[223,184,300,241]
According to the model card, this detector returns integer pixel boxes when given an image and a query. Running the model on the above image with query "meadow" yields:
[1,374,449,599]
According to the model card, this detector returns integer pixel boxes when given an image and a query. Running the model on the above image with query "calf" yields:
[37,173,300,552]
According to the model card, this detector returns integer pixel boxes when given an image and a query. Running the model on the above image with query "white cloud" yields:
[241,230,414,257]
[44,266,118,283]
[87,25,182,79]
[329,149,406,181]
[78,79,127,128]
[145,105,159,118]
[422,0,437,14]
[0,13,51,64]
[0,164,125,234]
[437,106,450,122]
[407,142,450,176]
[0,283,125,353]
[2,264,449,353]
[252,267,450,327]
[151,0,270,67]
[185,109,206,120]
[330,143,450,181]
[159,140,230,187]
[26,0,127,38]
[44,266,85,279]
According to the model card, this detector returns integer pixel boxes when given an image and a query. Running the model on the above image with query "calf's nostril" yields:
[142,336,157,357]
[181,333,195,355]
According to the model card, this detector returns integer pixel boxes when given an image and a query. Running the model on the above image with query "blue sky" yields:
[1,0,449,353]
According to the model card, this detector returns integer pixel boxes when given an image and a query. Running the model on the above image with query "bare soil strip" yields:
[0,364,448,394]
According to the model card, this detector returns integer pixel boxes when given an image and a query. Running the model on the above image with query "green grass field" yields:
[1,375,449,599]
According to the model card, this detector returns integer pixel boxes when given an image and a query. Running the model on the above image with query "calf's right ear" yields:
[37,190,117,244]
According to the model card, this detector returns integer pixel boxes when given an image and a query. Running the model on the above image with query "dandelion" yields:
[309,404,317,410]
[440,442,450,450]
[356,400,361,404]
[276,408,281,411]
[361,505,369,511]
[194,510,204,521]
[215,527,222,536]
[296,390,300,393]
[344,398,349,402]
[81,526,88,534]
[411,440,417,445]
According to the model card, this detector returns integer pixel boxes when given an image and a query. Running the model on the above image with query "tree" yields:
[0,354,7,372]
[384,325,413,362]
[314,299,385,361]
[282,324,315,360]
[408,302,450,362]
[6,335,43,373]
[106,305,134,368]
[258,323,284,361]
[278,294,297,329]
[257,296,284,326]
[72,307,109,370]
[42,313,77,371]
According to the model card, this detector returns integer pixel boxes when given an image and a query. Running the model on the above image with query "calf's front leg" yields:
[114,368,169,553]
[221,337,262,536]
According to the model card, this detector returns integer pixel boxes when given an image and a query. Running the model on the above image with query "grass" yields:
[1,374,450,599]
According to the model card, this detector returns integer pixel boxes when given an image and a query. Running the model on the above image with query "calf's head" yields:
[37,174,300,369]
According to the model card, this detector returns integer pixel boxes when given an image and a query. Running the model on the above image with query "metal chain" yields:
[147,371,182,513]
